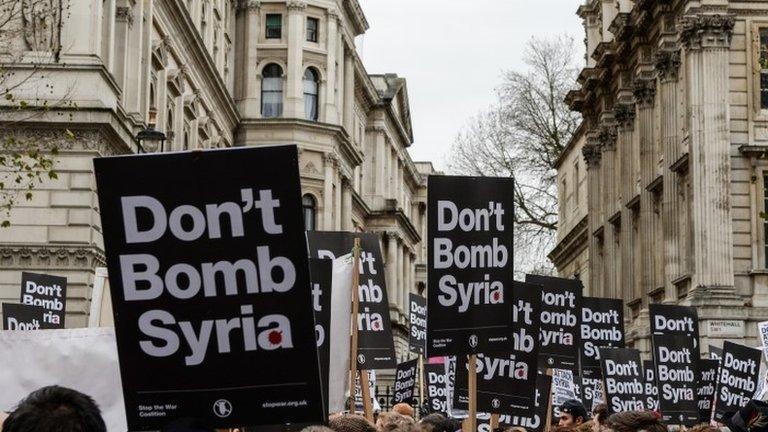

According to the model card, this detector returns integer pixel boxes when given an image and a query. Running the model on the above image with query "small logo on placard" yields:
[358,354,366,364]
[213,399,232,418]
[492,399,501,409]
[547,357,555,366]
[468,335,478,348]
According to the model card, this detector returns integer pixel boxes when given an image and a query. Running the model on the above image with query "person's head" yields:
[577,420,595,432]
[329,414,378,432]
[392,403,415,419]
[591,404,608,432]
[2,386,106,432]
[302,426,336,432]
[419,413,447,432]
[559,399,588,427]
[605,411,666,432]
[686,424,719,432]
[376,412,417,432]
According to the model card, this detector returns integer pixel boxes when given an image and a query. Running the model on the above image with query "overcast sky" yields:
[357,0,584,170]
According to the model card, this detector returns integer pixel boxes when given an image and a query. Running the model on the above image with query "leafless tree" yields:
[448,35,581,275]
[0,0,73,227]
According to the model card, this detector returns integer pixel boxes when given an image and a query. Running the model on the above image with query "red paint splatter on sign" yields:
[268,330,282,345]
[372,321,380,330]
[492,292,500,301]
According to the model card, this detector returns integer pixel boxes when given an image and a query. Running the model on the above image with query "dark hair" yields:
[606,411,666,432]
[3,385,106,432]
[329,414,377,432]
[419,413,447,432]
[592,404,608,425]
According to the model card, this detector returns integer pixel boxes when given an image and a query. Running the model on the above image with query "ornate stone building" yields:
[551,0,768,353]
[0,0,433,364]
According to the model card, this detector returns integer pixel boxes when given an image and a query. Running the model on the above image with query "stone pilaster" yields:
[616,103,636,301]
[387,232,399,309]
[599,123,618,298]
[325,8,340,124]
[656,48,682,302]
[583,133,603,296]
[322,153,336,230]
[285,0,307,118]
[234,1,261,118]
[635,77,656,305]
[680,14,737,300]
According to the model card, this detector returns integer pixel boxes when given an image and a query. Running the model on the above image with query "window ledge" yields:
[749,269,768,275]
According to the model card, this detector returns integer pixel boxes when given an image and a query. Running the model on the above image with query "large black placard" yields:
[643,360,659,412]
[714,341,761,421]
[425,363,449,415]
[649,304,700,358]
[427,175,515,356]
[2,303,58,330]
[19,272,67,328]
[525,274,582,369]
[580,297,624,410]
[393,359,419,404]
[508,374,553,432]
[409,294,427,354]
[600,348,645,413]
[94,146,324,430]
[309,258,332,413]
[453,282,540,413]
[306,231,396,369]
[652,334,699,425]
[698,359,718,423]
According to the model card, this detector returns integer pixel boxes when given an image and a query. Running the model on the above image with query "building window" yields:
[302,194,316,230]
[761,28,768,110]
[303,68,319,121]
[261,63,283,118]
[266,14,282,39]
[306,17,319,42]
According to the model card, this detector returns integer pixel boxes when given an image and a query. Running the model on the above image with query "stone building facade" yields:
[0,0,433,365]
[551,0,768,354]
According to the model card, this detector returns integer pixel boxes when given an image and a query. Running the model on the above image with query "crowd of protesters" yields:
[0,386,762,432]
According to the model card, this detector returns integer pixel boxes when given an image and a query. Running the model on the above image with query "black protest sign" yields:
[698,359,718,423]
[643,360,659,412]
[649,304,700,359]
[425,363,449,415]
[714,341,761,421]
[309,258,332,413]
[525,274,582,369]
[306,231,396,369]
[508,374,553,432]
[600,348,645,413]
[710,345,722,360]
[19,272,66,328]
[652,334,699,425]
[580,297,624,409]
[2,303,58,330]
[94,146,324,430]
[453,281,541,413]
[409,294,427,355]
[394,359,419,404]
[427,175,515,356]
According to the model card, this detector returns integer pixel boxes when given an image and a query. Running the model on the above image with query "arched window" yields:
[302,194,316,231]
[303,68,319,121]
[261,64,283,118]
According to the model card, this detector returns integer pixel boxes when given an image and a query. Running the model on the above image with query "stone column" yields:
[583,134,603,296]
[656,49,682,301]
[334,171,342,231]
[680,14,736,295]
[387,233,399,308]
[599,124,617,297]
[396,240,404,316]
[113,4,132,96]
[374,127,386,200]
[403,250,411,314]
[616,104,636,301]
[235,1,261,118]
[285,0,306,118]
[635,77,656,303]
[325,8,340,124]
[123,0,145,116]
[323,154,335,230]
[341,179,353,231]
[343,50,355,133]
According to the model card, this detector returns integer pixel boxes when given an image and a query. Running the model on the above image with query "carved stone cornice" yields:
[0,245,106,269]
[286,0,307,11]
[655,49,681,83]
[236,0,261,13]
[582,142,602,169]
[633,78,656,108]
[324,152,338,167]
[115,6,134,26]
[614,103,636,130]
[679,14,734,50]
[598,125,618,151]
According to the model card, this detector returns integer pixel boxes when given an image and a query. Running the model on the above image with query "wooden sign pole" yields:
[545,368,554,432]
[360,370,374,422]
[468,354,478,432]
[489,413,500,431]
[419,353,425,416]
[348,239,362,414]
